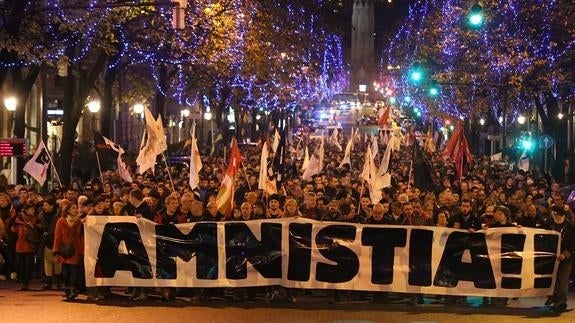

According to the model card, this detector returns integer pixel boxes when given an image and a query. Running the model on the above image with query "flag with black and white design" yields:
[24,140,50,186]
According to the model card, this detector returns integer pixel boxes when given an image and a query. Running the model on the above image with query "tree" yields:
[384,0,575,180]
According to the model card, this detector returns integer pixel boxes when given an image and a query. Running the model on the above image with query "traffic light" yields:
[468,3,484,28]
[517,132,534,152]
[409,63,425,85]
[429,82,440,97]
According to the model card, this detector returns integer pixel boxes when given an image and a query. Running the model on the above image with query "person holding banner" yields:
[544,206,575,313]
[486,205,516,308]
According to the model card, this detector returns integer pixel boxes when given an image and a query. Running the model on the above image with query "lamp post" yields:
[4,96,17,136]
[133,103,145,150]
[3,96,17,184]
[204,107,213,150]
[180,108,190,142]
[87,99,101,130]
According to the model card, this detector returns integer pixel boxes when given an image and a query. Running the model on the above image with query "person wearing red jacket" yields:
[53,203,84,300]
[11,203,41,290]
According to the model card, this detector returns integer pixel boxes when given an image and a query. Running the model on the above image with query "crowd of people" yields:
[0,131,574,313]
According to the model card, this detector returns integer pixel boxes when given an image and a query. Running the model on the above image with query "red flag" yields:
[443,123,473,179]
[215,139,243,217]
[378,107,390,128]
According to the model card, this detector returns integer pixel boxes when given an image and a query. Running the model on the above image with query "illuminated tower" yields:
[351,0,375,92]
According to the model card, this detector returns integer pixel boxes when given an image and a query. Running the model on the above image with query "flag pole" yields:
[45,147,63,188]
[161,152,176,192]
[94,149,105,185]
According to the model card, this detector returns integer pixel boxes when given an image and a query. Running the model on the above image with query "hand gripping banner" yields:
[84,217,560,298]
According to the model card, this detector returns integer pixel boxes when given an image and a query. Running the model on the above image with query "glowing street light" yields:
[517,115,526,125]
[4,96,17,112]
[479,118,485,126]
[87,100,101,113]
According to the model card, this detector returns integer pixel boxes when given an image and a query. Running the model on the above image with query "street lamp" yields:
[4,96,17,136]
[517,115,526,125]
[204,107,213,148]
[479,118,485,126]
[87,99,101,131]
[180,108,190,141]
[4,96,17,112]
[133,103,144,116]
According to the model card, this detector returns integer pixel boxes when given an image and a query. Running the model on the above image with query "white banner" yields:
[84,217,560,298]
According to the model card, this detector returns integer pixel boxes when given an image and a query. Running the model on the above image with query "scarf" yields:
[66,214,80,226]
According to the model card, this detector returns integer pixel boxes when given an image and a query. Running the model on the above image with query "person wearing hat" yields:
[266,194,284,219]
[544,206,575,313]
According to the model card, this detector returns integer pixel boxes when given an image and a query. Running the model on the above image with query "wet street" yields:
[1,280,574,323]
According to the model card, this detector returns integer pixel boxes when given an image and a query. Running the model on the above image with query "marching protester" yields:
[2,118,574,317]
[12,202,42,290]
[52,203,84,300]
[39,195,61,290]
[544,206,575,313]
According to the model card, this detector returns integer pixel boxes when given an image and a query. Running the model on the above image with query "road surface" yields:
[1,280,575,323]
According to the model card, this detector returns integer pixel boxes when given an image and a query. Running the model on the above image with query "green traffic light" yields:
[409,63,425,84]
[468,3,484,27]
[520,139,533,151]
[410,70,423,82]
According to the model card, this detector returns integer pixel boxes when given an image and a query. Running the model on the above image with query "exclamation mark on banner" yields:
[500,234,526,289]
[533,234,559,288]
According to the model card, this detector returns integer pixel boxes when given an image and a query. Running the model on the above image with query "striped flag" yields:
[215,139,242,217]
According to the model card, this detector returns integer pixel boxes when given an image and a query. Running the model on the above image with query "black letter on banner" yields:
[316,225,359,283]
[225,222,282,280]
[155,223,218,279]
[362,228,406,284]
[95,223,152,279]
[409,229,433,286]
[433,232,495,289]
[288,223,312,281]
[534,234,559,288]
[500,234,526,289]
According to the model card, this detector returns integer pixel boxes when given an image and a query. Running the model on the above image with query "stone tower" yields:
[351,0,375,93]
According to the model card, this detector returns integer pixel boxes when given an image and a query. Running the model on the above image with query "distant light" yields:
[404,96,411,103]
[389,96,397,104]
[87,100,101,113]
[181,109,190,118]
[498,116,503,123]
[204,111,212,121]
[4,96,17,112]
[359,84,367,92]
[479,118,485,126]
[517,115,526,125]
[133,103,145,115]
[558,112,564,119]
[256,114,261,120]
[449,125,455,131]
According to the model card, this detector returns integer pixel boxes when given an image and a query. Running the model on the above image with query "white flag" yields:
[361,146,383,204]
[189,128,202,190]
[301,146,310,171]
[137,108,165,174]
[330,128,342,151]
[302,153,321,181]
[378,136,394,176]
[23,140,50,186]
[371,135,379,158]
[339,137,352,168]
